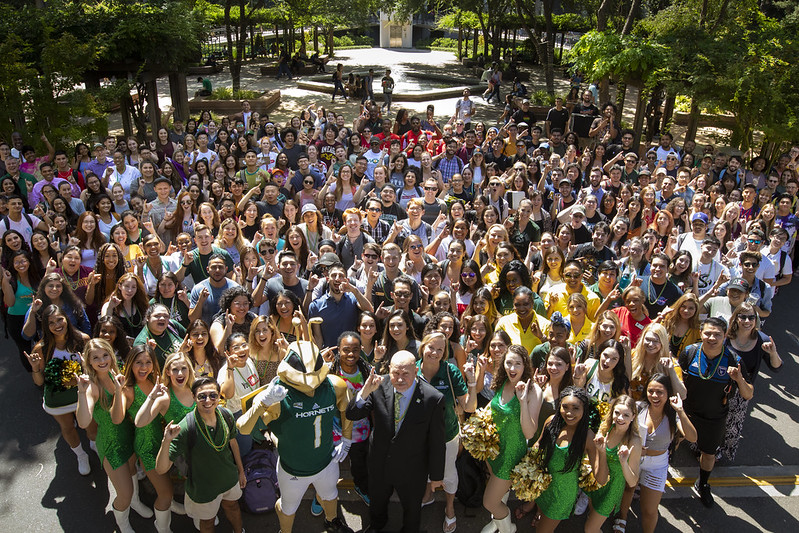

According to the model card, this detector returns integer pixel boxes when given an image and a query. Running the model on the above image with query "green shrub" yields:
[207,88,261,100]
[530,90,554,106]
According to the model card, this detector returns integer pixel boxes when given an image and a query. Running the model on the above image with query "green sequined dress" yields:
[127,385,164,471]
[589,444,624,517]
[94,389,134,470]
[536,444,579,520]
[486,386,527,480]
[164,388,195,425]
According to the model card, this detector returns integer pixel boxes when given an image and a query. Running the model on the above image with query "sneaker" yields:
[77,453,90,476]
[311,495,323,516]
[324,516,354,533]
[693,480,715,508]
[354,485,370,505]
[574,490,590,515]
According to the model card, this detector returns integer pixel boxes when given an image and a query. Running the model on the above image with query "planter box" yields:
[260,64,321,76]
[672,111,737,129]
[189,90,281,116]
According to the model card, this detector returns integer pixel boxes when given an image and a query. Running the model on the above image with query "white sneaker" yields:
[170,500,186,515]
[77,453,90,476]
[574,491,590,515]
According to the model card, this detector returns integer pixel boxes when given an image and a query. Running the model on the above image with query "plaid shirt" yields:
[362,218,392,242]
[436,155,464,184]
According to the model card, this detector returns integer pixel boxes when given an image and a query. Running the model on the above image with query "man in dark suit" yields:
[346,351,446,533]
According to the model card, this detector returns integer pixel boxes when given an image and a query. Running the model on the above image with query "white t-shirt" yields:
[217,358,259,414]
[765,247,792,279]
[189,149,218,167]
[109,165,142,200]
[696,260,729,295]
[0,213,42,245]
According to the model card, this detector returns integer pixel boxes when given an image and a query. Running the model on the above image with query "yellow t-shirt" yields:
[547,285,601,321]
[496,312,551,354]
[568,317,595,344]
[122,244,144,272]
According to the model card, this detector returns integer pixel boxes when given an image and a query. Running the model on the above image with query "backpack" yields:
[241,446,280,514]
[173,408,236,479]
[1,212,34,234]
[332,71,338,82]
[455,450,487,507]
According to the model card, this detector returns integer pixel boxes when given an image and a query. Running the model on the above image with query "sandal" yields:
[421,497,435,508]
[514,501,534,520]
[443,514,457,533]
[612,518,627,532]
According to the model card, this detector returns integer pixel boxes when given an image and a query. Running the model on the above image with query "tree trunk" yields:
[621,0,642,35]
[631,84,647,150]
[662,93,676,133]
[300,26,306,56]
[224,0,239,92]
[476,12,489,58]
[597,0,613,31]
[615,82,627,116]
[314,26,319,53]
[514,0,554,94]
[328,26,334,57]
[685,98,700,143]
[473,28,479,58]
[458,24,463,60]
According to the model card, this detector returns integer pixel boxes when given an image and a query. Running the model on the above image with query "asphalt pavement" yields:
[2,281,799,532]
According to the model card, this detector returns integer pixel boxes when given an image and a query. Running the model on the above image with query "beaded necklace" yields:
[646,277,668,305]
[195,407,229,451]
[698,346,724,380]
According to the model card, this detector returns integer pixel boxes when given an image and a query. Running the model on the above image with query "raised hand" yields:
[533,368,547,388]
[669,394,683,411]
[594,432,607,451]
[618,444,631,461]
[373,344,387,363]
[374,302,389,320]
[361,372,384,397]
[515,378,531,400]
[163,422,181,442]
[762,336,777,354]
[573,362,588,382]
[149,376,169,400]
[727,363,743,382]
[463,361,476,383]
[76,373,91,393]
[108,294,122,308]
[255,378,288,407]
[24,351,44,373]
[659,357,674,371]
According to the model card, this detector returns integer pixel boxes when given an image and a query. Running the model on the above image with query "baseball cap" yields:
[318,252,342,267]
[370,137,380,144]
[558,177,573,186]
[572,205,586,216]
[638,168,651,176]
[301,203,319,216]
[522,99,530,105]
[93,143,104,149]
[727,277,751,293]
[153,176,172,187]
[518,121,529,128]
[690,212,709,224]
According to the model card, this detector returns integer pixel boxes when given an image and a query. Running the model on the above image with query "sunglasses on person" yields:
[461,272,476,279]
[260,247,276,255]
[304,180,314,185]
[196,392,219,402]
[737,314,757,321]
[747,239,761,245]
[409,244,423,250]
[363,253,379,259]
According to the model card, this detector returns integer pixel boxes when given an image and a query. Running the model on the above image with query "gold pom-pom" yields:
[460,406,500,461]
[596,401,610,422]
[579,455,603,492]
[61,360,82,389]
[510,445,552,501]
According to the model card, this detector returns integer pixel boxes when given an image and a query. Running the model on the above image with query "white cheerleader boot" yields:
[129,475,153,518]
[154,508,172,533]
[480,517,499,533]
[113,506,135,533]
[496,512,517,533]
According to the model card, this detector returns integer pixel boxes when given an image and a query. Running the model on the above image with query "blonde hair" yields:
[82,338,120,410]
[249,315,281,353]
[631,323,670,381]
[598,394,641,448]
[161,351,196,390]
[215,217,248,251]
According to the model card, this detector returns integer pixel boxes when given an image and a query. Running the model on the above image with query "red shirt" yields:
[612,306,651,347]
[374,132,400,152]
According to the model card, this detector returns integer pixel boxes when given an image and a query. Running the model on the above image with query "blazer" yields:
[346,376,446,484]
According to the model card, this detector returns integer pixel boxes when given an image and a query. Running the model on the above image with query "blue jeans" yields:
[383,92,393,111]
[332,80,346,100]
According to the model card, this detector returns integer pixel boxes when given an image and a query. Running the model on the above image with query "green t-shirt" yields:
[185,246,234,283]
[169,408,238,504]
[2,172,37,196]
[202,78,212,92]
[418,360,468,441]
[268,378,338,477]
[133,322,186,367]
[530,341,584,370]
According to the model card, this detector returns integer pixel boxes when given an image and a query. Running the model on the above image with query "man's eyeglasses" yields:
[260,248,276,255]
[563,273,582,279]
[393,291,411,298]
[747,239,761,245]
[363,253,379,259]
[196,392,219,402]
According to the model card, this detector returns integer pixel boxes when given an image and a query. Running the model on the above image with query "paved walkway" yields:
[115,47,721,147]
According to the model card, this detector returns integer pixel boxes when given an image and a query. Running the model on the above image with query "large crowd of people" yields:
[3,75,796,533]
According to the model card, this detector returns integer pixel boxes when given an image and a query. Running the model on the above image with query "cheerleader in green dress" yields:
[585,395,641,533]
[533,386,608,533]
[123,344,181,533]
[481,345,543,533]
[76,338,150,533]
[135,351,197,427]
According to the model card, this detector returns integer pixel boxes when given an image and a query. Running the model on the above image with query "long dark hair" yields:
[39,304,86,362]
[93,243,125,306]
[595,339,630,398]
[8,249,43,292]
[642,373,678,441]
[458,259,484,295]
[93,315,131,361]
[497,259,531,301]
[539,386,592,473]
[34,272,85,321]
[381,309,417,354]
[185,319,224,377]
